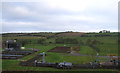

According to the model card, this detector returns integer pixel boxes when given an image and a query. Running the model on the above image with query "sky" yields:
[1,0,119,33]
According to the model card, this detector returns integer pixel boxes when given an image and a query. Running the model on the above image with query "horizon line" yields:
[1,30,119,34]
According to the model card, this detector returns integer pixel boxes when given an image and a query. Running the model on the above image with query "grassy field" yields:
[79,45,97,55]
[2,32,118,71]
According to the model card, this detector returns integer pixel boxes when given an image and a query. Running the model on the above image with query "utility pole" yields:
[6,40,8,50]
[96,53,99,65]
[42,52,45,63]
[34,60,37,66]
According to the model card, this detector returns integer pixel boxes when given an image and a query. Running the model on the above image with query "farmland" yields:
[1,32,119,72]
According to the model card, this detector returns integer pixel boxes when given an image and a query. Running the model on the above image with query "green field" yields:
[1,32,119,71]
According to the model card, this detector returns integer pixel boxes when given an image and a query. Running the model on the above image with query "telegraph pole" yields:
[6,40,8,50]
[96,48,99,65]
[42,52,45,63]
[96,53,99,65]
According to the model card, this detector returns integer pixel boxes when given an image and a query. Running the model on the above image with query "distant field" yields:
[2,36,45,40]
[2,32,118,71]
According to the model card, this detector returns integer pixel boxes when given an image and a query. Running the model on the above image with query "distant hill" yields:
[55,32,85,37]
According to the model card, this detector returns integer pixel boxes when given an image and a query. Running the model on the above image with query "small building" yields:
[4,39,20,51]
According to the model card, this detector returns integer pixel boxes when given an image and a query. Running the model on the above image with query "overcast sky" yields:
[2,0,119,33]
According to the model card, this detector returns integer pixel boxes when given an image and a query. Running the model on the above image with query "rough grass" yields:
[44,52,108,64]
[79,45,97,55]
[2,60,59,71]
[20,53,36,61]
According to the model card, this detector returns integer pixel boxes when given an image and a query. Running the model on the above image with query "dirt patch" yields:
[48,47,71,53]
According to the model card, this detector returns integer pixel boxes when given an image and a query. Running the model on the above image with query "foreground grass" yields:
[2,60,59,71]
[2,60,118,72]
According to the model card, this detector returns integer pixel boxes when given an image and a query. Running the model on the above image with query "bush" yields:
[37,39,45,44]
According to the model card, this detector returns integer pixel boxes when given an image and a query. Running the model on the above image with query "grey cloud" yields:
[2,1,118,33]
